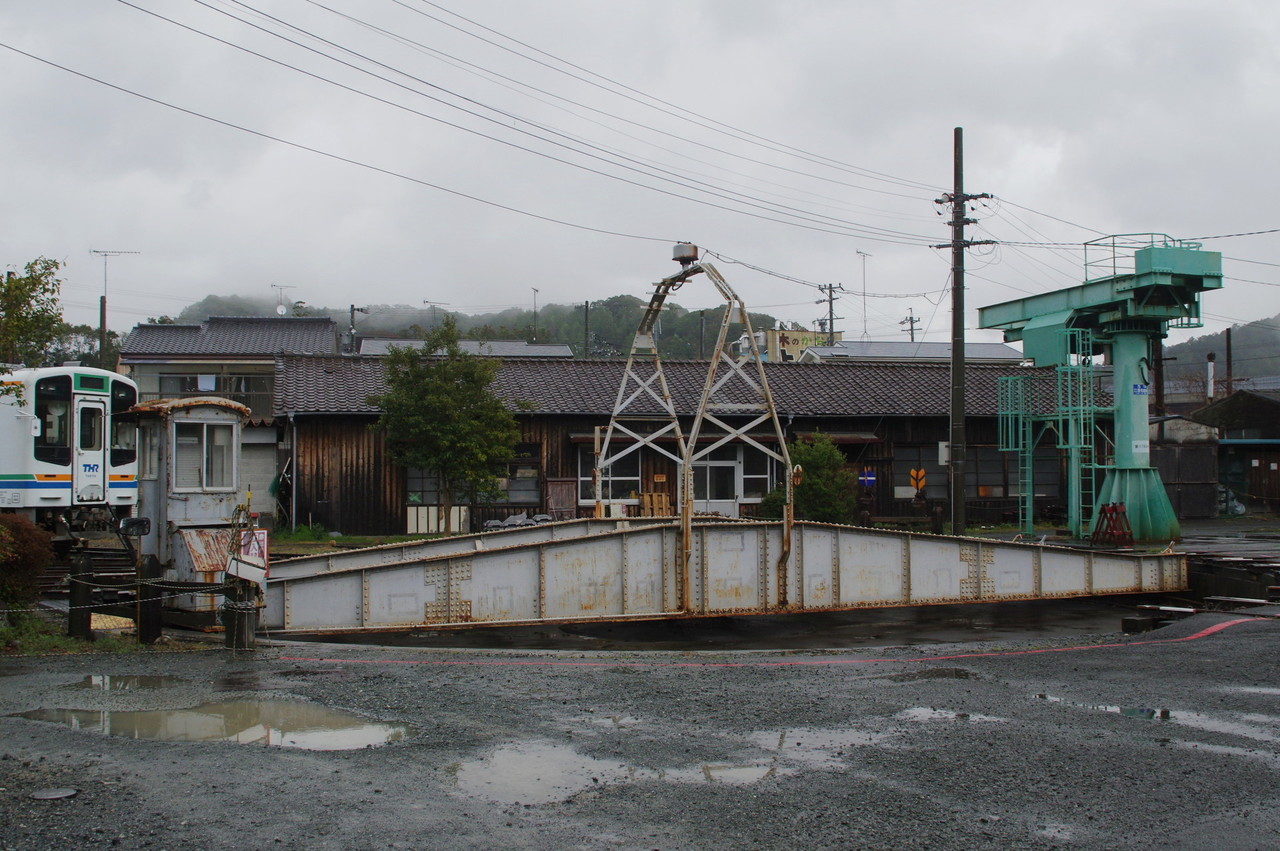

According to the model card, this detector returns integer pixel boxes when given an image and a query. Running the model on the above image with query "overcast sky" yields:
[2,1,1277,349]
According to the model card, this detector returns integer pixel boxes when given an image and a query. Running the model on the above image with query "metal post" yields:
[136,555,163,645]
[223,579,256,650]
[68,553,93,641]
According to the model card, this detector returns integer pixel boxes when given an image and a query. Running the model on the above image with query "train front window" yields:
[79,406,103,451]
[33,374,72,466]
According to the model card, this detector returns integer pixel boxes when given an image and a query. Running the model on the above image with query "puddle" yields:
[875,667,973,683]
[1035,694,1280,744]
[455,726,893,804]
[454,741,636,804]
[896,707,1002,723]
[12,700,413,750]
[73,675,187,691]
[1225,686,1280,697]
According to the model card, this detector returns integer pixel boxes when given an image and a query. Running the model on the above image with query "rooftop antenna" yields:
[856,249,872,342]
[270,283,295,316]
[422,300,450,329]
[531,287,540,342]
[90,249,139,362]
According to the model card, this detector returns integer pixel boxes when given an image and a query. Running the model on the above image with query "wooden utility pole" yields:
[934,128,991,536]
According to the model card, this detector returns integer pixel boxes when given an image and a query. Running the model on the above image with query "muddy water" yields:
[13,700,413,750]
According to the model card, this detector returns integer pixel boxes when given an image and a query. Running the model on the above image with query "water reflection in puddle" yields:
[73,675,187,691]
[1034,694,1280,744]
[13,700,413,750]
[454,726,891,804]
[896,707,1002,723]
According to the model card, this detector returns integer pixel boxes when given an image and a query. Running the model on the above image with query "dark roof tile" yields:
[275,355,1044,418]
[122,317,338,357]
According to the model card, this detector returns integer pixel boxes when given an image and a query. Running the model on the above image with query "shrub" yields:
[0,514,53,625]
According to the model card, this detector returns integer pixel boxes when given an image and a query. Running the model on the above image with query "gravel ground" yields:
[2,610,1279,850]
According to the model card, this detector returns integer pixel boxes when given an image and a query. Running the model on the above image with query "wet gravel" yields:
[2,610,1279,850]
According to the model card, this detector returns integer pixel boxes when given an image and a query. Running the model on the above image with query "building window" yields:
[173,421,236,492]
[501,443,541,505]
[138,421,160,481]
[692,444,776,504]
[578,445,641,503]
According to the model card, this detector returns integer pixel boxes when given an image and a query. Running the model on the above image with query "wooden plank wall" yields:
[294,416,405,535]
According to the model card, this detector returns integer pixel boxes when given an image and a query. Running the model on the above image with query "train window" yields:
[173,421,236,492]
[110,379,138,466]
[33,374,72,466]
[79,406,103,451]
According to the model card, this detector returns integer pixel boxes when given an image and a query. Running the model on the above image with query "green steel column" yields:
[1111,331,1151,468]
[1093,329,1179,541]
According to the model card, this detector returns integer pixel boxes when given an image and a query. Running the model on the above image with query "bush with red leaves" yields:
[0,514,53,621]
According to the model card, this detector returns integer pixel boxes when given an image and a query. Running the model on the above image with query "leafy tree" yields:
[0,257,63,366]
[757,432,858,524]
[43,322,119,369]
[368,317,520,533]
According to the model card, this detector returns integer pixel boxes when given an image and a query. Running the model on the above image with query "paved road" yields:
[2,610,1279,850]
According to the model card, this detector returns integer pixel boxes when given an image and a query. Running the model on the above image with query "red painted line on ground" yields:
[277,616,1266,670]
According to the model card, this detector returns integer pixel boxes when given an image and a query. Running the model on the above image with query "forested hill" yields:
[151,293,782,360]
[1163,314,1280,383]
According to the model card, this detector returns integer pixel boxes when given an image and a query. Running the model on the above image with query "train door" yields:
[74,396,107,502]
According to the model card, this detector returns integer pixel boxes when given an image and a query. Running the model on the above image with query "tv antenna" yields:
[90,249,139,359]
[271,283,295,315]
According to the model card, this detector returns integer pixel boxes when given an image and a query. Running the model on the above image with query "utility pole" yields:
[856,250,872,341]
[90,249,139,364]
[816,284,844,346]
[531,287,539,342]
[582,300,590,358]
[933,127,992,536]
[899,308,920,343]
[347,304,369,354]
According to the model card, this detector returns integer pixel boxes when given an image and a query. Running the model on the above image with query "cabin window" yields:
[173,421,236,492]
[138,421,160,480]
[577,445,640,503]
[110,379,137,467]
[33,374,72,466]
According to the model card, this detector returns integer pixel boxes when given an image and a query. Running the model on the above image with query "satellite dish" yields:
[276,304,287,315]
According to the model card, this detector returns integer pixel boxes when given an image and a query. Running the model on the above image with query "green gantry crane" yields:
[978,234,1222,542]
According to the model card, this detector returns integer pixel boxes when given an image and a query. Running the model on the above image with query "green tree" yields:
[42,322,119,369]
[0,257,64,366]
[757,432,858,524]
[369,317,520,533]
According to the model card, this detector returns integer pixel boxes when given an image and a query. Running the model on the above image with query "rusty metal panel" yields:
[907,538,966,602]
[466,549,541,622]
[1040,549,1090,595]
[982,545,1036,598]
[1092,553,1142,592]
[619,528,667,614]
[364,564,434,627]
[834,528,908,605]
[796,526,835,608]
[699,526,764,613]
[285,574,362,630]
[542,537,626,619]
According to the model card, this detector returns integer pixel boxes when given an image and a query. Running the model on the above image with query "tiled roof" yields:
[359,338,575,358]
[275,355,1043,417]
[121,317,338,357]
[802,340,1024,362]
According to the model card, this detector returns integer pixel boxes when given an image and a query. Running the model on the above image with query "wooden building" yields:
[274,355,1053,535]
